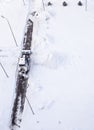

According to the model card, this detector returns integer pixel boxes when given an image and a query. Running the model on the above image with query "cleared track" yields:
[10,18,33,130]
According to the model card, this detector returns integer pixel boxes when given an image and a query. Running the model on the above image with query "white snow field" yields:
[0,0,94,130]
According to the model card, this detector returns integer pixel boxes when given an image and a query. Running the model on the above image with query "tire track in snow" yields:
[10,16,33,130]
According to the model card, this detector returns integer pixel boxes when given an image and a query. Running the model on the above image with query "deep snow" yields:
[0,0,94,130]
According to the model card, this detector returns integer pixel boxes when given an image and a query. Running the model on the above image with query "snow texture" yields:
[0,0,94,130]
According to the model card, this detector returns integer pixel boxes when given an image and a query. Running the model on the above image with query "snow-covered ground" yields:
[0,0,94,130]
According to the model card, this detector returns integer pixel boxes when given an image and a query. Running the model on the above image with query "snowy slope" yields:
[0,0,94,130]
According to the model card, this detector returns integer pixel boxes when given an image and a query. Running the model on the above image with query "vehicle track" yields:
[10,18,33,130]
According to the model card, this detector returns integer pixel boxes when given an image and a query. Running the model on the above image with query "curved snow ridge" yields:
[31,50,69,70]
